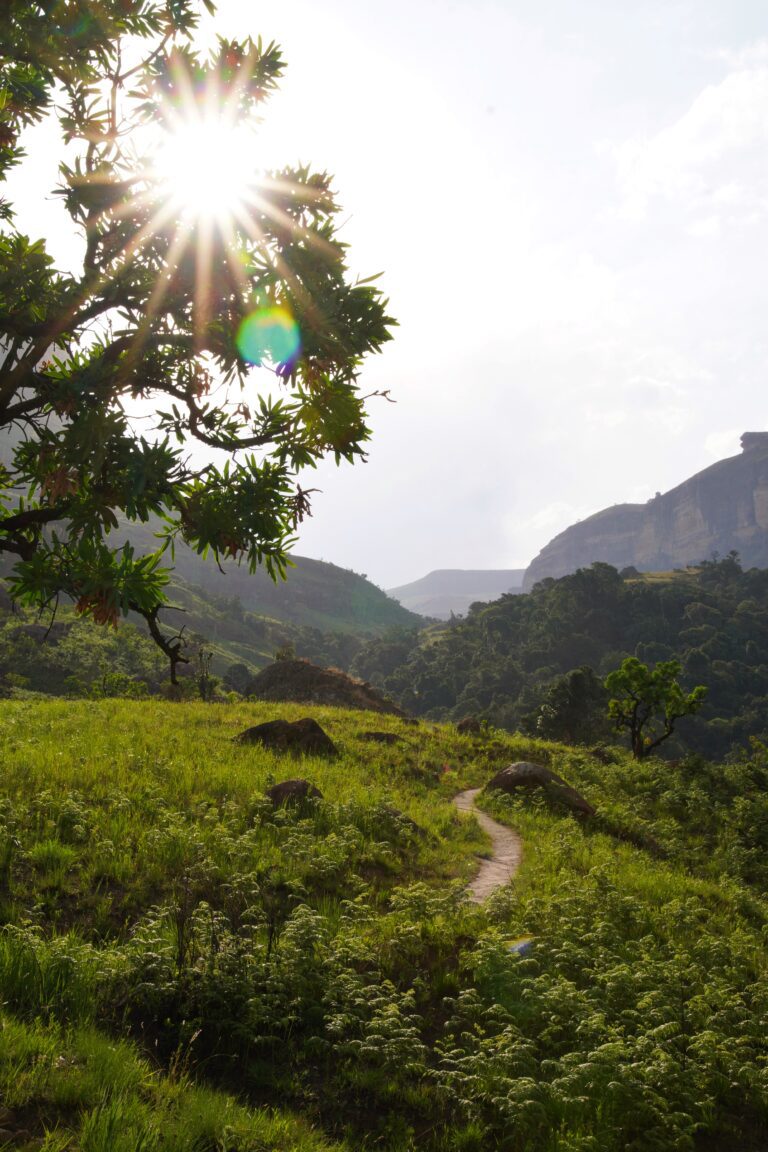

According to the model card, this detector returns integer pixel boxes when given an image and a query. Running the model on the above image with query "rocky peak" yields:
[523,433,768,590]
[741,432,768,453]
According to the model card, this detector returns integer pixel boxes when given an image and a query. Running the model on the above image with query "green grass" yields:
[0,1011,345,1150]
[0,700,765,1150]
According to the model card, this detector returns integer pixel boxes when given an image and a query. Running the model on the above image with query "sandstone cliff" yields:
[523,433,768,590]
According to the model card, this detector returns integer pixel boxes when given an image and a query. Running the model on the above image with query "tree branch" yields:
[0,502,72,533]
[138,605,189,685]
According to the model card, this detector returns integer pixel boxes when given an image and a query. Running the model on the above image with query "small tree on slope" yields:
[0,1,394,680]
[604,657,707,760]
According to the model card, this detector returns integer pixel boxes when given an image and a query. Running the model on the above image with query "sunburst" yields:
[151,102,259,226]
[137,62,306,370]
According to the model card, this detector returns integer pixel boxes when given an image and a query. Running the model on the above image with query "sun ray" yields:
[114,218,195,392]
[93,48,354,402]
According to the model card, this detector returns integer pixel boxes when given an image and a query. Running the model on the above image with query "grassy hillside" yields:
[0,523,421,688]
[123,520,421,636]
[0,700,766,1149]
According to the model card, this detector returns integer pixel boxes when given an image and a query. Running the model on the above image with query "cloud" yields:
[613,65,768,222]
[704,429,743,459]
[510,500,598,542]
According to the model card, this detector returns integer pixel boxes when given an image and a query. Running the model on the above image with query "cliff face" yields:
[523,433,768,590]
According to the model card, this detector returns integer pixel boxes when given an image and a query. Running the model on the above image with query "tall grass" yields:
[0,699,765,1150]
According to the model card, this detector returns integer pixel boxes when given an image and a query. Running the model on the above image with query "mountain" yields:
[0,518,422,684]
[388,568,525,619]
[128,524,420,636]
[523,432,768,590]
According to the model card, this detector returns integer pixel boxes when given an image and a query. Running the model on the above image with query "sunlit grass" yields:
[0,700,765,1149]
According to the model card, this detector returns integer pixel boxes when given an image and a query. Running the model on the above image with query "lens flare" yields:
[237,306,301,366]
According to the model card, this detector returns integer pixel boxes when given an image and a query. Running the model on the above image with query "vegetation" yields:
[0,574,398,699]
[522,665,609,745]
[1,7,765,1149]
[0,698,766,1149]
[356,555,768,757]
[0,0,394,680]
[605,657,707,759]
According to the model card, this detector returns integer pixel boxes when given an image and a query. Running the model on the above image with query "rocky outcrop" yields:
[485,762,595,818]
[523,433,768,590]
[235,717,338,757]
[245,659,407,717]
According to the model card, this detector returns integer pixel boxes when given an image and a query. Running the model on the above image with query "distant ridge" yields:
[117,520,422,636]
[523,432,768,590]
[388,569,525,619]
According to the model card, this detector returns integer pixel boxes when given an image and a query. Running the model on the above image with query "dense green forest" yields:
[1,699,766,1150]
[352,554,768,758]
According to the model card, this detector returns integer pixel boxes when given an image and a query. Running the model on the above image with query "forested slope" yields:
[352,554,768,757]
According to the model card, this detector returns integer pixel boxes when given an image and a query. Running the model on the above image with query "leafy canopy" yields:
[522,664,609,745]
[604,656,707,760]
[0,0,394,678]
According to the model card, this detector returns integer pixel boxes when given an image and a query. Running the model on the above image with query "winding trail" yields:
[453,788,523,902]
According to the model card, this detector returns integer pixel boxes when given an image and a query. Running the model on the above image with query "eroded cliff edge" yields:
[523,433,768,590]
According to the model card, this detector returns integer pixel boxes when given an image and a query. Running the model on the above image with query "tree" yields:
[522,665,609,745]
[0,2,394,680]
[604,657,706,760]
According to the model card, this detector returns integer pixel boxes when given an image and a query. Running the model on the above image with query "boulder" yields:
[266,778,323,807]
[485,761,595,818]
[457,716,483,735]
[357,730,405,745]
[235,717,338,757]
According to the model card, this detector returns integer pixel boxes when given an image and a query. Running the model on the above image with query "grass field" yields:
[0,699,766,1150]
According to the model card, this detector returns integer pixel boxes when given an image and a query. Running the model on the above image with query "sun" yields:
[153,114,258,222]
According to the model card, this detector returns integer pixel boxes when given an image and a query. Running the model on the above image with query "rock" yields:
[266,778,323,807]
[523,431,768,588]
[0,1130,32,1146]
[485,761,595,818]
[244,659,407,716]
[235,717,338,757]
[378,803,428,839]
[357,731,405,745]
[457,716,483,735]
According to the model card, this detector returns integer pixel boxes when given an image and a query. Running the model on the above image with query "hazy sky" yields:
[10,1,768,588]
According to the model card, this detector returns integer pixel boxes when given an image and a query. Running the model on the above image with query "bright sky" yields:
[9,0,768,588]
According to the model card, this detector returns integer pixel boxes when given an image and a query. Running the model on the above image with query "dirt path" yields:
[453,788,523,902]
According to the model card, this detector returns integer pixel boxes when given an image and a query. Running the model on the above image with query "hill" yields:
[122,519,420,636]
[524,431,768,589]
[353,555,768,759]
[0,522,421,690]
[388,568,525,619]
[0,574,406,697]
[0,697,765,1150]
